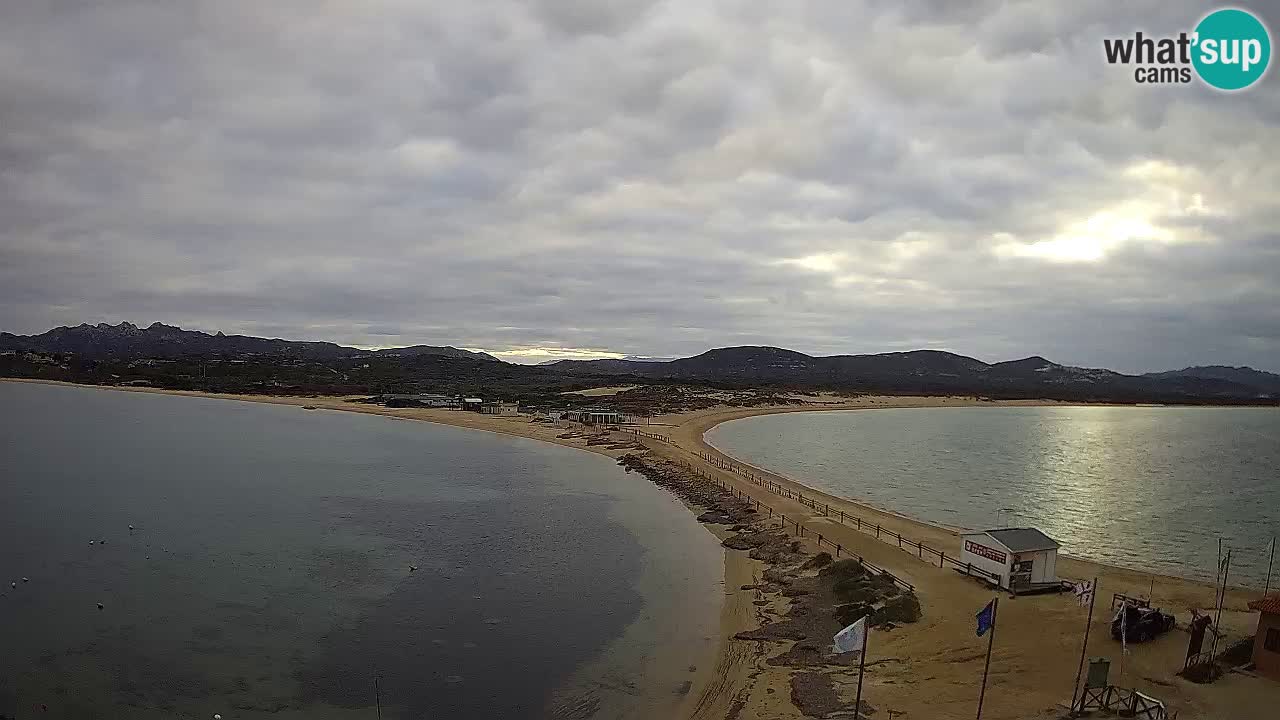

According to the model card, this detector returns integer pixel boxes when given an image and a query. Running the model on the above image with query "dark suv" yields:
[1111,604,1176,643]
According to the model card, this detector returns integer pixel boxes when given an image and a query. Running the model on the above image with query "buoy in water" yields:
[214,714,222,719]
[409,565,418,572]
[96,602,104,610]
[21,577,28,583]
[89,540,95,545]
[128,524,135,531]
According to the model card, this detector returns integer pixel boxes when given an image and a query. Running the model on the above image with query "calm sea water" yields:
[707,406,1280,588]
[0,382,721,719]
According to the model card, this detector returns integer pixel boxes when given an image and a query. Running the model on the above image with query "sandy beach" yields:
[6,379,1276,719]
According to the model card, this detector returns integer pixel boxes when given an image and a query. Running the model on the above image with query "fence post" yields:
[876,525,881,538]
[966,562,972,577]
[940,551,945,568]
[836,544,842,557]
[898,535,902,548]
[857,517,862,530]
[918,544,923,559]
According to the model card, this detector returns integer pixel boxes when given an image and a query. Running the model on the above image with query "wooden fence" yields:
[691,450,1002,585]
[1077,686,1168,720]
[616,427,673,444]
[704,471,916,593]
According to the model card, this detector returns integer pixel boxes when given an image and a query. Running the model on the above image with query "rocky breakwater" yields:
[615,453,923,718]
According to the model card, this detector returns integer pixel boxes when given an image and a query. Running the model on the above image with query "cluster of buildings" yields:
[377,393,518,415]
[375,395,636,425]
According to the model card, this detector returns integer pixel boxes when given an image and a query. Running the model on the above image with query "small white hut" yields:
[959,527,1060,592]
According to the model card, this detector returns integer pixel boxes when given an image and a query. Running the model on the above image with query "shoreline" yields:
[641,399,1279,718]
[0,378,756,720]
[6,379,1278,718]
[695,403,1272,591]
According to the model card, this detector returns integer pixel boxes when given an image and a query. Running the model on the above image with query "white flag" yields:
[833,616,868,654]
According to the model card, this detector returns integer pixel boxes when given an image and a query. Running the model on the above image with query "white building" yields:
[481,401,519,416]
[959,527,1060,592]
[381,393,458,408]
[566,408,625,425]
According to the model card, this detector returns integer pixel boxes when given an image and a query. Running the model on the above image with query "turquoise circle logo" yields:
[1192,8,1271,90]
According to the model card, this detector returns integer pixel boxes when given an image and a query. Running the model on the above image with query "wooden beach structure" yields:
[959,527,1062,593]
[1248,595,1280,681]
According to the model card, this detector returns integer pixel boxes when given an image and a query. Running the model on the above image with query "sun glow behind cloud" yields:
[775,253,845,273]
[994,160,1217,264]
[996,210,1172,262]
[491,347,628,365]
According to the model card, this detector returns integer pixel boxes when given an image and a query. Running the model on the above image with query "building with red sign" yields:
[959,528,1060,592]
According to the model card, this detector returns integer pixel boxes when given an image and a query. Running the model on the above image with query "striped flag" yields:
[1073,579,1095,608]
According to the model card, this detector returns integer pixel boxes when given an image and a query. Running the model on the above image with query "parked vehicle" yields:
[1111,604,1176,642]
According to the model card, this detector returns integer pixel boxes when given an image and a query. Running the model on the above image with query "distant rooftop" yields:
[1249,595,1280,614]
[983,528,1060,552]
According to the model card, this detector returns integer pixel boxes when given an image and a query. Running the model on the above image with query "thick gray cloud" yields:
[1,0,1278,371]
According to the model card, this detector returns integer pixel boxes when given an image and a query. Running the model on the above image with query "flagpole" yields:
[1210,549,1231,659]
[1265,537,1275,598]
[1069,577,1097,715]
[854,619,868,719]
[1215,538,1223,599]
[976,597,998,720]
[1120,599,1128,681]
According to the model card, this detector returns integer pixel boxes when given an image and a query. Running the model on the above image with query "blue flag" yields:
[976,600,996,637]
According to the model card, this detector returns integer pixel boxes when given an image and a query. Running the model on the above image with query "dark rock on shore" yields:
[819,558,868,582]
[872,594,922,625]
[802,552,833,569]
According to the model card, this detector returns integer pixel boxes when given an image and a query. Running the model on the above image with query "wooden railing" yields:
[706,472,916,593]
[1077,686,1168,720]
[616,427,673,444]
[692,450,1002,585]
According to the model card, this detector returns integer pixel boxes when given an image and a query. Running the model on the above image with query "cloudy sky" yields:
[2,1,1278,370]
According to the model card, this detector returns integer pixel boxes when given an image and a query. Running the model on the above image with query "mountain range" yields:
[3,322,1278,402]
[0,322,499,362]
[545,346,1280,399]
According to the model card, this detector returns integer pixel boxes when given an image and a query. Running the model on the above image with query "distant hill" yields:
[548,346,1273,401]
[0,322,501,362]
[1143,365,1280,394]
[4,324,1276,404]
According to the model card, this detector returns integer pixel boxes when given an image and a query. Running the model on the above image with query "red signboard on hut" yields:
[965,540,1007,564]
